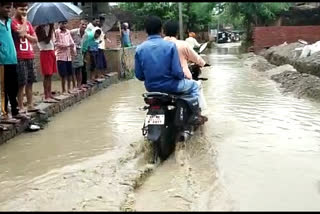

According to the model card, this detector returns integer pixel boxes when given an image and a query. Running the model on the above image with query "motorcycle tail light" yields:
[151,105,161,109]
[145,98,156,105]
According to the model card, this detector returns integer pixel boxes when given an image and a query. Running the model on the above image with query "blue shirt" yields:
[135,35,184,93]
[0,18,17,65]
[122,29,131,46]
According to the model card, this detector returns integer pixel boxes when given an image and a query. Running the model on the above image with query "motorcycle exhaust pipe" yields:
[139,106,149,111]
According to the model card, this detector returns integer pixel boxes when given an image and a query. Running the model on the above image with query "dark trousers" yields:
[81,61,87,84]
[81,52,87,85]
[4,65,19,116]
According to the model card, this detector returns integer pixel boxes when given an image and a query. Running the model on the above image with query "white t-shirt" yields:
[37,25,55,51]
[185,37,201,49]
[86,23,105,50]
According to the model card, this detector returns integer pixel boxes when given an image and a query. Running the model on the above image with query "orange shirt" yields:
[164,36,205,79]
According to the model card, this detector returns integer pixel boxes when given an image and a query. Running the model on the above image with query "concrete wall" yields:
[253,26,320,52]
[105,47,136,79]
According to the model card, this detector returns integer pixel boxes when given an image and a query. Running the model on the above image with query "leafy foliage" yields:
[117,2,292,41]
[118,2,216,32]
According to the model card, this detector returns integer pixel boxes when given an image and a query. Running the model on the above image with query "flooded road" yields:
[1,43,320,211]
[205,44,320,211]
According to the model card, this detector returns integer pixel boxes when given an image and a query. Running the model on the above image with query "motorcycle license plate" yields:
[145,114,165,125]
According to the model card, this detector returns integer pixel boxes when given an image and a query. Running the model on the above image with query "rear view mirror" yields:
[199,42,208,54]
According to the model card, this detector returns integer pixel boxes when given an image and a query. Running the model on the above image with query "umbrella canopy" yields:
[27,3,82,26]
[100,14,117,32]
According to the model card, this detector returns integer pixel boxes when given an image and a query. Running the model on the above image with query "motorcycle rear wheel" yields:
[157,124,177,161]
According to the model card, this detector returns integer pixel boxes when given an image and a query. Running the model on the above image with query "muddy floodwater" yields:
[0,43,320,211]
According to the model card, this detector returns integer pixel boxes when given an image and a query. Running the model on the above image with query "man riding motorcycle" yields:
[135,16,199,102]
[163,20,206,80]
[163,21,209,118]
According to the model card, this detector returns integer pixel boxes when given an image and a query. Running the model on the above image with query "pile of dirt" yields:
[241,52,320,101]
[259,41,320,78]
[271,71,320,100]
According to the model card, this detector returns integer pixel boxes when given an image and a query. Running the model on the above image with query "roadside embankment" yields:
[240,45,320,102]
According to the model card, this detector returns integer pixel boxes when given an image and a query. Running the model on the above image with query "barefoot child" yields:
[55,21,76,94]
[35,24,59,103]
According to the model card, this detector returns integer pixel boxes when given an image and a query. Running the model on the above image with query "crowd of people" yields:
[0,2,134,127]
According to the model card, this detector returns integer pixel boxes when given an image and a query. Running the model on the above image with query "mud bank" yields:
[0,72,120,145]
[240,52,320,102]
[260,42,320,78]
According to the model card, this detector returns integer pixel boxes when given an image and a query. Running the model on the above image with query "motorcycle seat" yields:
[143,92,184,98]
[143,92,171,98]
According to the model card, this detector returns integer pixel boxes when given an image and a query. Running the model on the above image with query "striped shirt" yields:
[54,28,75,61]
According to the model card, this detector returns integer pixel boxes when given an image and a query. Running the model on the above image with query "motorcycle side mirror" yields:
[198,42,208,54]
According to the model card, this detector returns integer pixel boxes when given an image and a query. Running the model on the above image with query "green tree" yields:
[118,2,178,30]
[118,2,216,33]
[183,3,217,32]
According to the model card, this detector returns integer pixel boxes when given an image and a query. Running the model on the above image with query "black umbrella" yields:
[27,3,82,26]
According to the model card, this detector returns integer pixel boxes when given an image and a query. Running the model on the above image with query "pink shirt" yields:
[164,36,205,79]
[54,28,76,61]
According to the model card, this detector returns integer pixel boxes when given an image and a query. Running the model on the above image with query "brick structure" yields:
[253,26,320,52]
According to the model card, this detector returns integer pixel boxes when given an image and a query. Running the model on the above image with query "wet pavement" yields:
[1,43,320,211]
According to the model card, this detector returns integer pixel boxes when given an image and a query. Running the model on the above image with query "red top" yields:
[11,18,35,59]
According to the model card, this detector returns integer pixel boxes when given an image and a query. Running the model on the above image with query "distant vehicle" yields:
[218,30,244,43]
[231,30,244,42]
[217,31,229,43]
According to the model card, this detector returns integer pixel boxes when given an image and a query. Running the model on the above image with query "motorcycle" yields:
[140,43,210,163]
